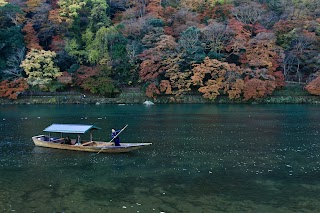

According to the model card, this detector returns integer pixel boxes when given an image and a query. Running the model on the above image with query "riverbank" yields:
[1,84,320,104]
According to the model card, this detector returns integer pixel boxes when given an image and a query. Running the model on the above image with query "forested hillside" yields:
[0,0,319,101]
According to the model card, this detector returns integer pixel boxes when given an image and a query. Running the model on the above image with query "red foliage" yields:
[22,22,42,50]
[57,72,72,85]
[75,66,100,86]
[145,83,160,98]
[49,35,65,52]
[305,76,320,95]
[139,59,162,81]
[253,23,268,34]
[139,35,177,82]
[163,26,174,36]
[0,78,29,99]
[273,71,285,87]
[199,3,233,22]
[226,18,251,53]
[273,20,302,34]
[243,78,276,100]
[158,6,176,25]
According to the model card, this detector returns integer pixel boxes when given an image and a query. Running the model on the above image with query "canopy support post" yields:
[90,131,93,142]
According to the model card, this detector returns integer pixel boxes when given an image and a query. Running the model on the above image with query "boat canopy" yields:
[43,124,101,134]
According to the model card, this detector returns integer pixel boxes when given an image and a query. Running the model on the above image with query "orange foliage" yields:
[0,78,29,99]
[245,32,283,72]
[162,54,191,96]
[145,83,160,98]
[243,78,276,100]
[227,79,244,99]
[191,57,244,100]
[305,76,320,95]
[145,0,162,18]
[159,80,172,94]
[22,22,42,50]
[198,79,224,100]
[48,9,63,25]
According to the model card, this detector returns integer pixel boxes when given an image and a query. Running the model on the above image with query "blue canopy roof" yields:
[43,124,101,134]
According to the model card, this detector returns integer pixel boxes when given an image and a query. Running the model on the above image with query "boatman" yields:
[111,128,121,146]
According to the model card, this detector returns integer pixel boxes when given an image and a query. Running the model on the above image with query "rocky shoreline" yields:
[1,93,320,105]
[1,85,320,105]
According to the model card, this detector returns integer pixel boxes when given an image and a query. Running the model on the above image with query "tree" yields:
[0,26,24,76]
[75,65,117,96]
[201,20,233,55]
[139,34,178,82]
[226,18,250,56]
[2,47,25,80]
[22,22,42,50]
[244,32,284,72]
[88,0,111,32]
[58,0,86,23]
[191,57,244,100]
[231,2,264,27]
[0,78,29,99]
[155,54,192,97]
[0,2,23,28]
[243,78,276,101]
[145,82,160,98]
[166,8,200,37]
[20,49,61,90]
[86,26,116,65]
[305,76,320,96]
[178,26,205,66]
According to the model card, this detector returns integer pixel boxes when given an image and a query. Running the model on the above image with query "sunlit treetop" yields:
[0,0,8,6]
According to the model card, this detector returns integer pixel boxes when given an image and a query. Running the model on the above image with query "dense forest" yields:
[0,0,319,101]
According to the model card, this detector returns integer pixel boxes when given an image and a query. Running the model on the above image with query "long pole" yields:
[97,124,128,154]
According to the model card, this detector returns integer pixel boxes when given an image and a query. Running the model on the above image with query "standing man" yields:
[111,128,121,146]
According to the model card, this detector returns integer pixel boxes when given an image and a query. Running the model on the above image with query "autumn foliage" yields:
[305,76,320,96]
[243,78,276,101]
[22,22,42,50]
[1,0,319,100]
[0,78,29,99]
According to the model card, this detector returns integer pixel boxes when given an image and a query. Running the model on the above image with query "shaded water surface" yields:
[0,104,320,212]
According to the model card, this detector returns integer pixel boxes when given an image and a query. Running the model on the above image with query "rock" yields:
[143,100,154,105]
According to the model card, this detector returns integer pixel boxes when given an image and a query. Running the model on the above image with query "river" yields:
[0,104,320,212]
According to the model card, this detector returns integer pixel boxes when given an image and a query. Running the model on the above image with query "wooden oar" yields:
[97,124,128,154]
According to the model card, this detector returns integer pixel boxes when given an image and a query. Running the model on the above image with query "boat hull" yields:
[32,135,152,153]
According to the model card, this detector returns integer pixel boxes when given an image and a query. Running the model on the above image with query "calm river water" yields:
[0,104,320,213]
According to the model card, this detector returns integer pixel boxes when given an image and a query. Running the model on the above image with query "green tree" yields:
[85,26,117,65]
[58,0,86,23]
[88,0,110,32]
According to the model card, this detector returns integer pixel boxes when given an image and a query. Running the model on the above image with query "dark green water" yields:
[0,104,320,213]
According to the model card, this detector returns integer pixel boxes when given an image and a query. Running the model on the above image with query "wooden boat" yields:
[32,124,152,153]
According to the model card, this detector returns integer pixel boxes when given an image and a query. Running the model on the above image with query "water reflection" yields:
[0,104,320,212]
